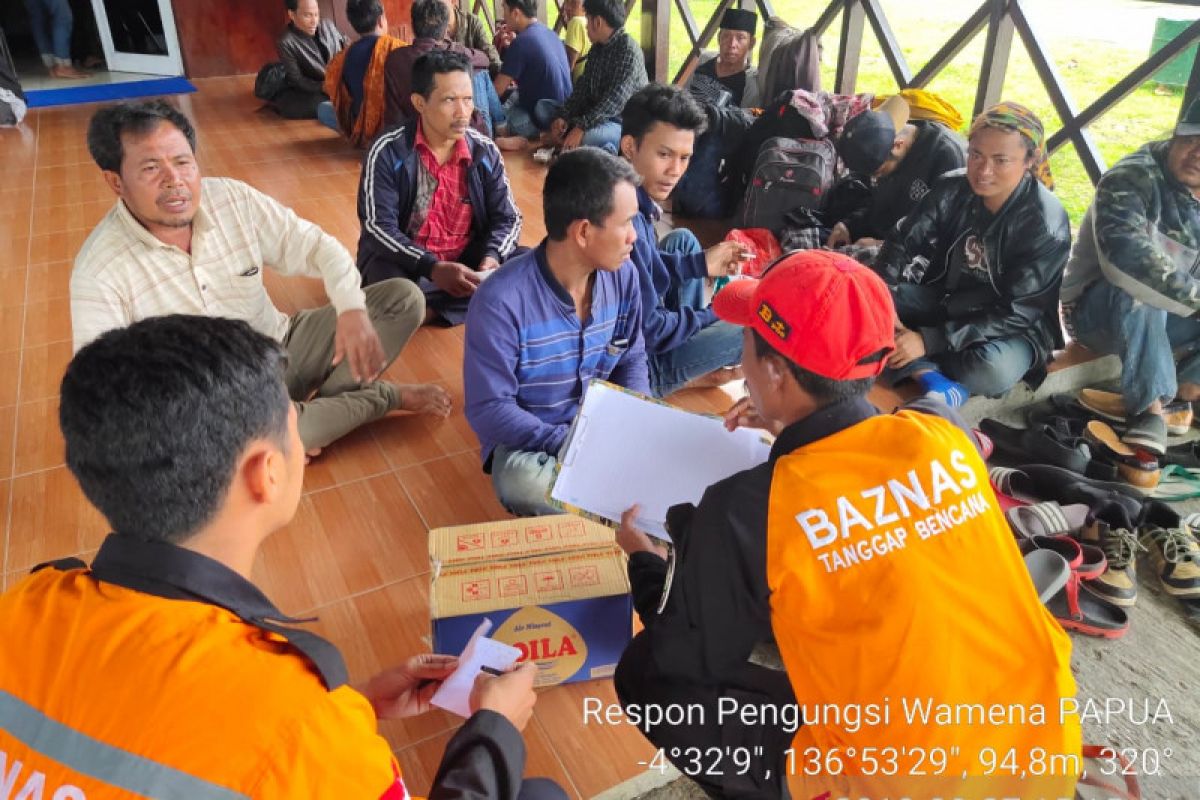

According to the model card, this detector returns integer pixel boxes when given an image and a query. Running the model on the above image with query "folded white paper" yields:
[431,618,523,718]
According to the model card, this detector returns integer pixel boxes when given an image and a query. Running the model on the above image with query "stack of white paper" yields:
[550,382,772,541]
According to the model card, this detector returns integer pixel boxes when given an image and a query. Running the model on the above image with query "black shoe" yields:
[1121,411,1167,456]
[1163,440,1200,469]
[978,418,1091,473]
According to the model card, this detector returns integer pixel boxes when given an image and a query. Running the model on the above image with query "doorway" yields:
[2,0,182,94]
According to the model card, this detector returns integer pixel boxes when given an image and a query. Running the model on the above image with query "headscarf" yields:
[969,101,1053,190]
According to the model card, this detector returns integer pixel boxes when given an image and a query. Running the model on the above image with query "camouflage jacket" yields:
[1061,141,1200,317]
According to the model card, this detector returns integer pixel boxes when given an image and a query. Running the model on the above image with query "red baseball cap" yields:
[712,250,896,380]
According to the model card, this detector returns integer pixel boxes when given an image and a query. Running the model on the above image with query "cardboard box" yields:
[430,515,632,687]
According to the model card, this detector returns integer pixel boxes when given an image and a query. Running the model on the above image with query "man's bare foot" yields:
[50,64,88,79]
[305,447,323,465]
[495,135,530,152]
[683,366,744,390]
[393,382,452,418]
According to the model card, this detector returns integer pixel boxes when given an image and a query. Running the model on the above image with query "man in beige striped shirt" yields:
[71,100,451,455]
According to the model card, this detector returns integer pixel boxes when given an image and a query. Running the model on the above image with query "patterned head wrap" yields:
[969,101,1053,190]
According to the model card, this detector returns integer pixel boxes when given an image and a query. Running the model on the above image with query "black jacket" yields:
[626,397,971,685]
[277,20,347,94]
[356,124,522,282]
[841,120,966,241]
[875,171,1071,371]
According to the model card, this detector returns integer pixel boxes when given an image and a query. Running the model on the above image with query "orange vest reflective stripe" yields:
[765,412,1080,799]
[0,569,406,799]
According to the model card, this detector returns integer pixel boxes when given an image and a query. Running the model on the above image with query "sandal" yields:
[1005,501,1089,539]
[1022,548,1071,604]
[1045,572,1130,639]
[1018,534,1107,580]
[1075,743,1141,799]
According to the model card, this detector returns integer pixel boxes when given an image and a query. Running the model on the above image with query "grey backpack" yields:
[740,136,836,235]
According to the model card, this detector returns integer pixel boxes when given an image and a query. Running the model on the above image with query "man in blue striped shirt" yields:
[465,148,649,515]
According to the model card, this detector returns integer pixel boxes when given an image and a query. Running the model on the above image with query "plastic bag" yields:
[724,228,783,278]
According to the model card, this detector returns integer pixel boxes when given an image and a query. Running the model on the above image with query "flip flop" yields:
[1022,549,1071,605]
[1045,573,1130,639]
[1018,534,1107,580]
[1075,744,1142,800]
[1005,501,1089,539]
[989,466,1041,509]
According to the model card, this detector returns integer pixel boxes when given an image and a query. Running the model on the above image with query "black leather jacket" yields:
[876,170,1071,371]
[276,20,347,94]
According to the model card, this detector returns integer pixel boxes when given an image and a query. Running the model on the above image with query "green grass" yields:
[639,0,1190,224]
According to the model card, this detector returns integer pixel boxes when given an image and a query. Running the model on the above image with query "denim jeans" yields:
[503,91,550,138]
[535,99,621,154]
[885,283,1036,398]
[1067,280,1200,415]
[472,71,506,137]
[649,230,745,397]
[491,445,560,517]
[23,0,73,64]
[316,101,339,133]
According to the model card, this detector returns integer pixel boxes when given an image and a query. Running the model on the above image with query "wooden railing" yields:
[467,0,1200,185]
[805,0,1200,183]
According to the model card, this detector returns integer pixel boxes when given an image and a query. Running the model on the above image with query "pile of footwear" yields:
[990,464,1200,638]
[980,387,1196,493]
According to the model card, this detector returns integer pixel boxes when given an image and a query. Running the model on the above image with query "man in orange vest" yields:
[0,314,566,800]
[614,250,1080,799]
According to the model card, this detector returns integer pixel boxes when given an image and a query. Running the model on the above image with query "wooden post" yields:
[1182,43,1200,125]
[974,0,1013,117]
[642,0,670,82]
[835,0,865,94]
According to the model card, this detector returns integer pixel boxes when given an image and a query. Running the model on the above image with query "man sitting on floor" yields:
[873,102,1069,407]
[683,8,760,109]
[442,0,502,76]
[275,0,347,122]
[71,100,450,459]
[541,0,647,154]
[560,0,590,80]
[464,148,648,516]
[382,0,491,131]
[620,84,747,397]
[358,50,522,326]
[1059,98,1200,456]
[614,250,1080,800]
[323,0,407,147]
[827,94,965,251]
[492,0,573,151]
[0,313,564,800]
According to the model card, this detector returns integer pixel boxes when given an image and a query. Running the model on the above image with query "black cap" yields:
[835,95,909,175]
[720,8,757,35]
[1177,96,1200,136]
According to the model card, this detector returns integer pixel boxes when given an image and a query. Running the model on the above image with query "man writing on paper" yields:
[612,250,1080,799]
[464,148,649,517]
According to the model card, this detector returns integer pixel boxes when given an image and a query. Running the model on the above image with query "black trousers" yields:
[615,631,798,799]
[273,87,327,120]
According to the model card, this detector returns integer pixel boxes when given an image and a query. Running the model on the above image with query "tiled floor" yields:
[0,75,914,797]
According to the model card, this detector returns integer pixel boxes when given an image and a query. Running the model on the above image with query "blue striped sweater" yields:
[464,242,649,463]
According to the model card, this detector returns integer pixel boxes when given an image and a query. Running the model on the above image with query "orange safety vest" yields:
[0,566,407,799]
[765,411,1080,799]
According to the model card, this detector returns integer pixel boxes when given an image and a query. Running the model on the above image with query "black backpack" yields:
[254,62,288,102]
[739,136,836,235]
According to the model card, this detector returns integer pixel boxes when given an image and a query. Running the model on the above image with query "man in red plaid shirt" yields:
[357,50,523,325]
